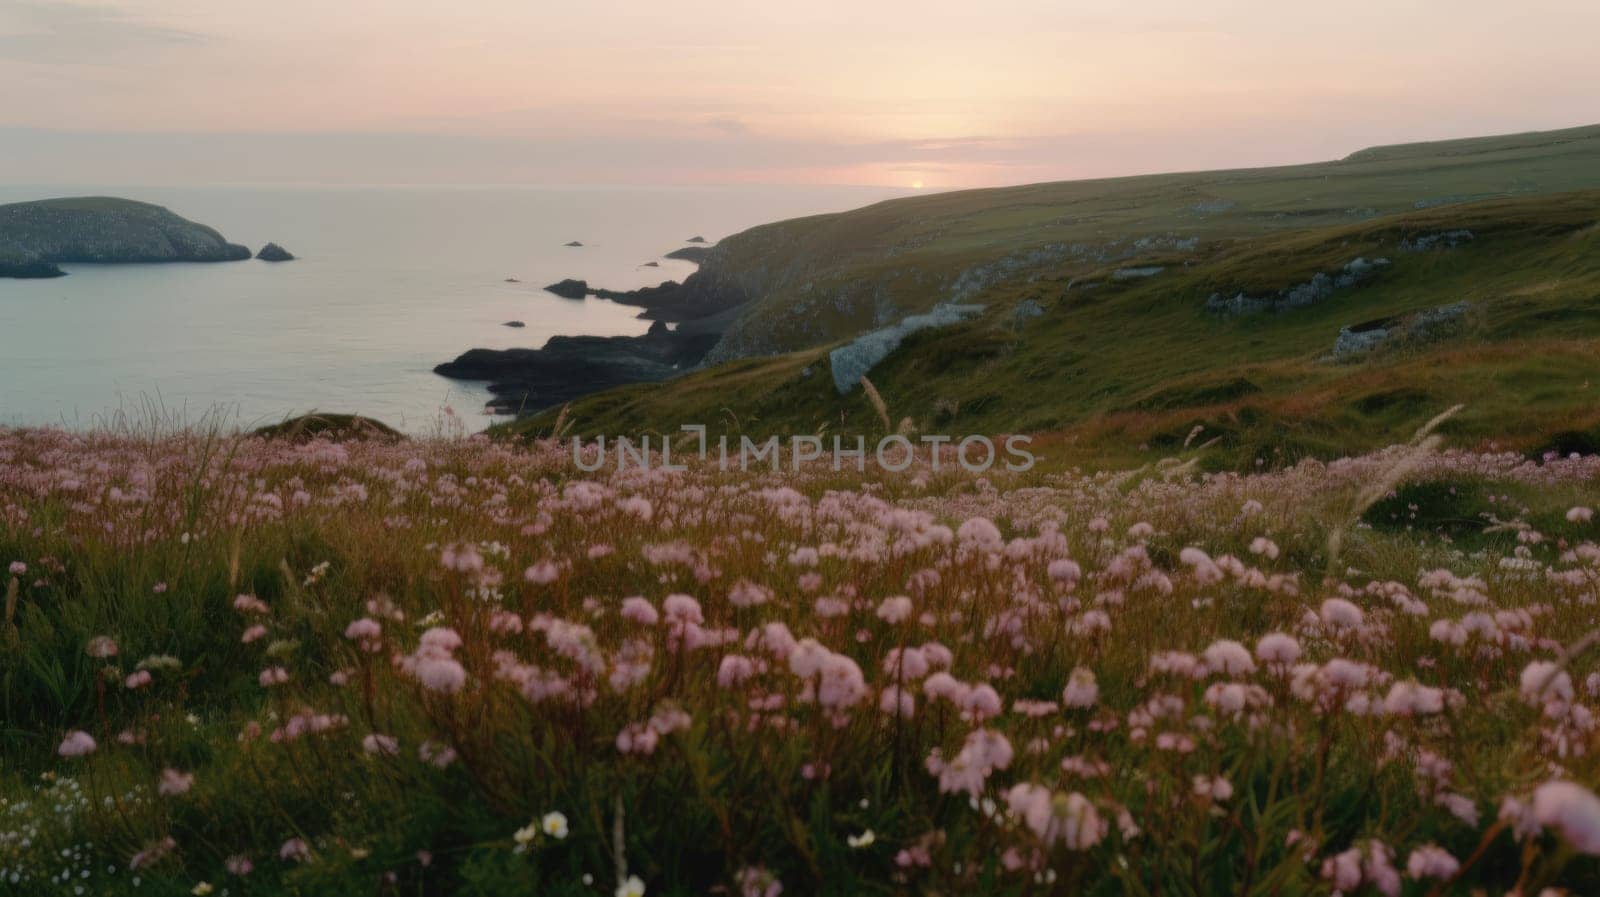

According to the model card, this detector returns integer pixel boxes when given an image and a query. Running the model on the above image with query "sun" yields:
[911,180,925,190]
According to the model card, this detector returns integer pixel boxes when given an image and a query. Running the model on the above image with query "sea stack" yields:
[256,242,295,262]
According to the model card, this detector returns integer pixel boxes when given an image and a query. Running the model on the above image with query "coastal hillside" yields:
[507,188,1600,468]
[670,124,1600,364]
[0,197,250,276]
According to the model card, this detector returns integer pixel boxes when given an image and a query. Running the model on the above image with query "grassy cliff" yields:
[503,128,1600,468]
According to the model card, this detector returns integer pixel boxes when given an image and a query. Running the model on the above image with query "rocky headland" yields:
[435,318,724,414]
[439,239,750,413]
[0,197,252,277]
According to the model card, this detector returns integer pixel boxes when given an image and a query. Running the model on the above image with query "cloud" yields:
[0,1,205,65]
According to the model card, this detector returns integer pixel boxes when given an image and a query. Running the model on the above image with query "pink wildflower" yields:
[1319,598,1364,630]
[1404,845,1459,880]
[1061,668,1098,708]
[1533,781,1600,854]
[876,595,913,624]
[524,560,561,584]
[279,838,311,862]
[1255,632,1300,665]
[1202,639,1256,676]
[717,654,757,688]
[158,768,194,796]
[414,657,466,693]
[85,635,119,658]
[620,596,659,625]
[57,730,96,758]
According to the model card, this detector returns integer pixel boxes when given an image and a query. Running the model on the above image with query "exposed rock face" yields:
[1332,301,1470,360]
[256,242,295,262]
[0,198,251,276]
[1400,230,1474,252]
[1012,298,1045,322]
[1332,321,1393,358]
[1207,257,1390,316]
[827,303,986,394]
[1112,266,1165,281]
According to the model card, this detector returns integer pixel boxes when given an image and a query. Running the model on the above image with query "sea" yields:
[0,184,907,434]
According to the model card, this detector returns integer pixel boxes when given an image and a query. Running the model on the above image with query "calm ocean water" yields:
[0,184,905,433]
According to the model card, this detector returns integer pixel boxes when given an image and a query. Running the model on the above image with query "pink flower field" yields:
[2,425,1598,895]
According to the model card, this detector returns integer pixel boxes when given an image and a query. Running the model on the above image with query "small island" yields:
[544,278,591,299]
[0,197,252,278]
[256,242,295,262]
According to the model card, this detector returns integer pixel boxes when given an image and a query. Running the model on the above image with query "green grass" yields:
[3,428,1599,895]
[505,190,1600,470]
[686,123,1600,360]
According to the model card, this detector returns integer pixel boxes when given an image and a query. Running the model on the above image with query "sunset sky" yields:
[3,0,1599,188]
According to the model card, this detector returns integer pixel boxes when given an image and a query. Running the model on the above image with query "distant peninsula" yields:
[0,197,252,278]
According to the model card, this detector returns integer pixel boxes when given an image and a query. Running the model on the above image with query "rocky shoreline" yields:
[435,318,725,414]
[435,242,750,414]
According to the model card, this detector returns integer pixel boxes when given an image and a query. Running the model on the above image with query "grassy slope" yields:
[502,131,1600,469]
[690,123,1600,359]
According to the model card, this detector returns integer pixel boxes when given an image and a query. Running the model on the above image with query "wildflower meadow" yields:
[2,420,1598,895]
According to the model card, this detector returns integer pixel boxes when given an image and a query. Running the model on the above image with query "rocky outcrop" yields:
[827,303,986,394]
[1207,257,1390,316]
[503,321,525,328]
[1400,230,1474,252]
[665,246,713,264]
[1112,266,1165,281]
[1332,301,1470,360]
[0,197,251,277]
[446,262,755,412]
[435,322,722,414]
[1012,298,1045,322]
[564,241,584,247]
[252,414,402,443]
[256,242,295,262]
[686,235,708,243]
[545,279,591,299]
